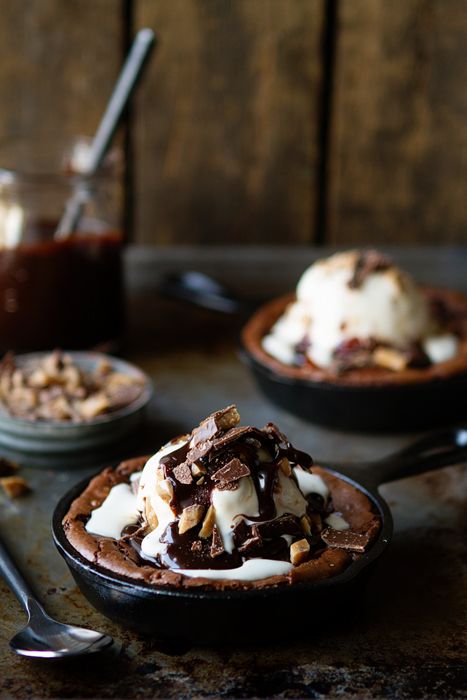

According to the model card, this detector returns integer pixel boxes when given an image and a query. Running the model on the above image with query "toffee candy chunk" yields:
[62,406,381,590]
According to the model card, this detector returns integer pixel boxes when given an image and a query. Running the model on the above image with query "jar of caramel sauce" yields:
[0,136,124,352]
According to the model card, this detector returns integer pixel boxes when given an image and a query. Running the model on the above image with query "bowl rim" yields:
[52,466,393,602]
[0,351,153,431]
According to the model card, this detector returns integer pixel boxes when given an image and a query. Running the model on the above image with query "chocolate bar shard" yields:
[173,463,193,485]
[212,458,250,484]
[186,441,213,464]
[348,250,392,289]
[211,426,263,451]
[252,515,302,539]
[238,536,263,556]
[191,405,240,446]
[321,527,370,552]
[210,525,225,557]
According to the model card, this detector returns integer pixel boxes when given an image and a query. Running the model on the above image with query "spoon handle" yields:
[55,27,156,240]
[160,271,258,315]
[0,535,42,617]
[369,427,467,487]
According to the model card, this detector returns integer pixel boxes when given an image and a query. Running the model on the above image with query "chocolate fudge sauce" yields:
[0,219,123,351]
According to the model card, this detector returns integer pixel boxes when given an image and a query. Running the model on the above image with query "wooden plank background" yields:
[0,0,466,246]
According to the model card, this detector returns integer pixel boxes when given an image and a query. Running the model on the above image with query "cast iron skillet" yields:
[52,428,467,645]
[160,271,467,431]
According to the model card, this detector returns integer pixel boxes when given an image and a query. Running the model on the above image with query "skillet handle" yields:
[370,427,467,487]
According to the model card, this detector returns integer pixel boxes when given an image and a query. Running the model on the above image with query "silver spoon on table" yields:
[0,535,114,658]
[54,27,156,240]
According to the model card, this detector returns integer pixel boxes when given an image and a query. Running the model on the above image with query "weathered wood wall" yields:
[0,0,466,246]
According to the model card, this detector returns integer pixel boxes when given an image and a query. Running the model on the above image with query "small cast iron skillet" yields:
[52,428,467,645]
[160,271,467,431]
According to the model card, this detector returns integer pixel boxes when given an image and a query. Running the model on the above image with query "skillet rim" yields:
[52,468,393,602]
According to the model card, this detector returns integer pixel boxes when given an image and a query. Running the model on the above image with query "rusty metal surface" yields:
[0,246,466,699]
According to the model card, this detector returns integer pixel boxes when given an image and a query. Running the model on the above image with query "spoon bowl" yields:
[0,533,115,659]
[10,615,113,658]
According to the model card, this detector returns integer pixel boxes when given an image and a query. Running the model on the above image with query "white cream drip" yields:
[138,438,188,558]
[324,512,350,531]
[293,468,330,500]
[85,483,140,539]
[423,333,459,364]
[212,476,259,553]
[176,558,292,581]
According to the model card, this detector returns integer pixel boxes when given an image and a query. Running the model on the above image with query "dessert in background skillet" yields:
[62,406,380,590]
[246,250,466,384]
[241,250,467,430]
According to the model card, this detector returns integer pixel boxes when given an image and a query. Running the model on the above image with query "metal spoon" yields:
[0,535,114,658]
[54,27,156,240]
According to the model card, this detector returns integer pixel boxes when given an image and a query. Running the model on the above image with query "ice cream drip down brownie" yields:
[62,407,381,590]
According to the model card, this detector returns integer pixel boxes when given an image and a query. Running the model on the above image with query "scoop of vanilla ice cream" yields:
[262,250,447,368]
[136,436,313,561]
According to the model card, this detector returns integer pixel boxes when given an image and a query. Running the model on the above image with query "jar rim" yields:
[0,134,121,183]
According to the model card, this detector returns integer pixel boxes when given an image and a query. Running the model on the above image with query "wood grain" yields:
[328,0,467,245]
[0,0,122,145]
[133,0,324,245]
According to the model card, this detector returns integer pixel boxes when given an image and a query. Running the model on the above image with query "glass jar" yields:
[0,135,124,352]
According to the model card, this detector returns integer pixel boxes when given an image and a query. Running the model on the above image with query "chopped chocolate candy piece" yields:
[232,517,250,547]
[332,337,377,374]
[211,426,264,452]
[191,540,203,552]
[290,538,310,565]
[191,405,240,446]
[156,479,174,503]
[199,505,216,539]
[348,250,392,289]
[252,515,302,539]
[279,457,292,476]
[173,463,193,485]
[1,475,31,498]
[372,346,407,372]
[191,464,206,477]
[144,497,159,531]
[0,457,19,477]
[212,458,250,483]
[186,441,213,463]
[178,504,205,534]
[300,515,312,535]
[321,527,370,552]
[210,525,224,557]
[238,536,263,556]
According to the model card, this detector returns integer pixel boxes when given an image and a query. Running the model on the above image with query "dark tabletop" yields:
[0,246,466,699]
